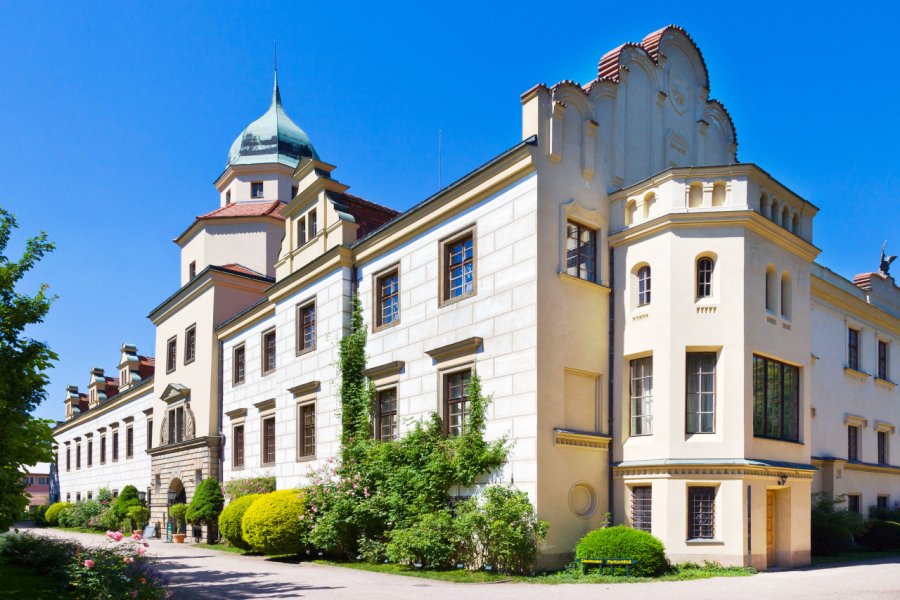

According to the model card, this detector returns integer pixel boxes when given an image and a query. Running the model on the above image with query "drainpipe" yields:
[217,339,224,485]
[607,246,615,523]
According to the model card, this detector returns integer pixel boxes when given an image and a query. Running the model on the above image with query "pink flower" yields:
[84,559,95,568]
[132,532,142,541]
[137,546,147,556]
[124,556,134,564]
[298,514,305,520]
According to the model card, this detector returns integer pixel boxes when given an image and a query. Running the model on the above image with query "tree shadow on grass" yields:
[158,564,344,599]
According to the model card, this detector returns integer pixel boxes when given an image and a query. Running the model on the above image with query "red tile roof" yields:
[591,25,709,88]
[138,356,155,380]
[104,377,119,399]
[330,192,400,239]
[197,200,287,221]
[218,263,267,278]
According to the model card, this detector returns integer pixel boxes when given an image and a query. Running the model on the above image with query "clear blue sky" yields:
[2,1,897,422]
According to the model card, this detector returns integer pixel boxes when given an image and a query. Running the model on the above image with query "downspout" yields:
[607,246,615,524]
[217,339,224,485]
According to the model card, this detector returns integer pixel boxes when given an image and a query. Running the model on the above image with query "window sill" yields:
[261,370,277,377]
[844,367,870,380]
[685,539,725,546]
[296,345,317,357]
[753,435,804,445]
[261,462,276,468]
[874,377,897,390]
[372,320,400,334]
[557,272,610,292]
[439,291,477,309]
[297,455,317,463]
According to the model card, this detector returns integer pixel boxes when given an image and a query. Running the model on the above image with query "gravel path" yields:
[29,528,900,599]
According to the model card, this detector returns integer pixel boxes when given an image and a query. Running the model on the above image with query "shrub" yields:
[455,486,548,573]
[61,500,103,528]
[168,503,188,532]
[126,506,151,530]
[387,510,461,568]
[811,493,866,554]
[860,520,900,551]
[113,485,141,519]
[224,476,277,499]
[98,507,120,530]
[45,501,71,526]
[97,488,114,506]
[241,489,308,555]
[0,530,80,579]
[868,505,900,522]
[186,478,225,526]
[575,526,670,577]
[218,494,261,549]
[811,521,853,555]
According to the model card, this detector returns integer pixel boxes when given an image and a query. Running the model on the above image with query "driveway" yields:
[30,528,900,599]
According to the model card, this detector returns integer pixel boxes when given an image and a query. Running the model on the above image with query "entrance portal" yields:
[168,478,187,533]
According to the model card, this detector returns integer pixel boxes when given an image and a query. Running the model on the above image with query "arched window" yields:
[760,192,770,218]
[782,206,791,230]
[765,265,777,312]
[781,272,792,318]
[712,182,726,207]
[642,192,656,220]
[689,183,703,208]
[791,213,800,235]
[771,200,781,224]
[625,200,637,226]
[697,257,714,299]
[637,266,651,306]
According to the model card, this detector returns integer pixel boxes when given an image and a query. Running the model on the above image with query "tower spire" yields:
[272,42,281,107]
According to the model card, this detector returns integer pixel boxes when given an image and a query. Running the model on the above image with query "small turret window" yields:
[251,182,264,199]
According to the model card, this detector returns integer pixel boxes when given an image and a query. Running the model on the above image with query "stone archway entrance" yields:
[168,478,187,533]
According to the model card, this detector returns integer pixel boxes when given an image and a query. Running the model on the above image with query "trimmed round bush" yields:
[113,485,141,519]
[45,502,71,526]
[860,520,900,551]
[219,494,262,549]
[241,489,307,555]
[575,526,670,577]
[811,521,853,555]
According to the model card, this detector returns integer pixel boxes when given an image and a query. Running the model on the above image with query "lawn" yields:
[812,549,900,566]
[191,542,253,555]
[0,556,70,599]
[315,559,756,584]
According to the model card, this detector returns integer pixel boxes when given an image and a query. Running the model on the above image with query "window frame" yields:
[686,352,717,434]
[66,446,71,472]
[232,344,246,386]
[308,209,317,239]
[166,336,177,374]
[167,406,185,445]
[184,324,196,365]
[373,265,401,332]
[261,328,277,376]
[251,181,264,199]
[146,418,153,451]
[232,424,245,469]
[125,425,134,459]
[295,300,317,356]
[877,340,889,380]
[188,261,196,280]
[687,486,716,540]
[847,494,861,514]
[877,430,888,465]
[631,485,652,532]
[111,430,119,461]
[297,402,316,460]
[439,226,477,307]
[629,356,653,436]
[637,265,651,307]
[443,368,472,437]
[848,327,861,372]
[696,257,714,300]
[565,220,598,283]
[261,415,276,466]
[752,355,801,442]
[848,424,860,461]
[86,438,93,468]
[374,387,398,442]
[100,435,106,464]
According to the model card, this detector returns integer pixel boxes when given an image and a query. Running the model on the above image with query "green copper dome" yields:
[227,71,318,168]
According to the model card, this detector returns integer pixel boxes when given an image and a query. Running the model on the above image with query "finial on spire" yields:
[272,42,282,107]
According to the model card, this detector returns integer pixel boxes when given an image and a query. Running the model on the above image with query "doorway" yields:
[766,490,775,566]
[168,478,186,534]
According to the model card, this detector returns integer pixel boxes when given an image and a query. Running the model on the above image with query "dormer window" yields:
[120,369,129,387]
[226,190,232,204]
[251,182,264,199]
[308,209,317,238]
[298,217,307,246]
[189,261,196,280]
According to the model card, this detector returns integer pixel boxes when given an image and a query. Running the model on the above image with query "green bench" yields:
[578,558,637,575]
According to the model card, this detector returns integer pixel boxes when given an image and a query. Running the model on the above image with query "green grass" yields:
[192,542,254,555]
[315,560,756,584]
[0,557,71,599]
[812,549,900,565]
[53,526,105,535]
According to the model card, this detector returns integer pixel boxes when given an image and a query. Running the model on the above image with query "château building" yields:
[52,25,899,569]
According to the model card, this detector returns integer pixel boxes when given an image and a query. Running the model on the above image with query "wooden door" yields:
[766,490,775,566]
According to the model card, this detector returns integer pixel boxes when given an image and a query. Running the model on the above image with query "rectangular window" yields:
[167,407,185,444]
[251,181,264,198]
[120,368,128,387]
[226,190,231,204]
[189,261,196,280]
[688,487,716,540]
[100,435,106,464]
[848,425,860,461]
[631,486,652,532]
[87,491,92,501]
[87,440,93,468]
[630,357,653,436]
[442,231,475,303]
[878,430,888,464]
[233,345,246,385]
[686,352,716,434]
[126,426,134,459]
[375,269,400,329]
[112,431,119,461]
[66,447,71,472]
[262,417,276,465]
[166,337,177,374]
[752,355,800,442]
[375,388,398,441]
[877,495,889,511]
[147,419,153,450]
[565,221,597,282]
[445,370,471,437]
[308,209,317,238]
[76,492,81,502]
[262,329,277,375]
[298,217,307,246]
[291,185,298,199]
[184,324,196,364]
[76,444,81,469]
[878,340,889,380]
[233,425,245,468]
[848,494,861,514]
[299,404,316,458]
[848,328,860,371]
[296,302,316,354]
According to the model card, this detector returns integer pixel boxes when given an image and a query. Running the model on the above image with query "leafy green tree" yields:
[112,484,141,519]
[186,478,224,527]
[0,208,56,531]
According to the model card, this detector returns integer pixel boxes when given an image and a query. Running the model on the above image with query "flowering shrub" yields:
[59,500,103,528]
[223,476,277,499]
[241,489,309,555]
[218,493,262,549]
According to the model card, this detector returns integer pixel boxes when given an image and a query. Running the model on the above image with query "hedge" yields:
[45,502,71,526]
[575,526,670,577]
[219,494,262,549]
[241,489,308,555]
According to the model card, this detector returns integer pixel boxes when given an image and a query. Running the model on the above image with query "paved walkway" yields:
[30,528,900,599]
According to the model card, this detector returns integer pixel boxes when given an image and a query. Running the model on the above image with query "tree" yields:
[0,208,56,531]
[186,478,224,527]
